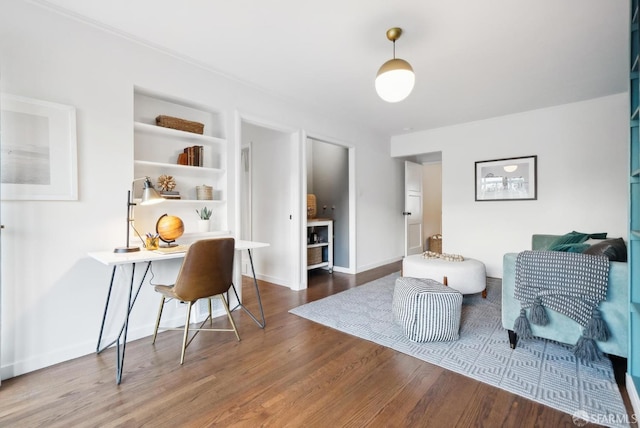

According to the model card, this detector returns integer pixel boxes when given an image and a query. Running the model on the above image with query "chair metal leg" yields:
[220,294,241,341]
[180,302,193,365]
[152,297,166,344]
[208,298,213,325]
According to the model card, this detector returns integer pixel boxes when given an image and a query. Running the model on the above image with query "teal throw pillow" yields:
[548,232,590,250]
[548,243,591,253]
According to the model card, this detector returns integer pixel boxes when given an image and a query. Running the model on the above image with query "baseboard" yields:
[627,373,640,421]
[356,256,403,273]
[332,265,355,274]
[0,311,202,381]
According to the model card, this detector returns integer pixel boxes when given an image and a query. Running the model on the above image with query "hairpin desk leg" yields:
[95,262,152,384]
[229,248,265,328]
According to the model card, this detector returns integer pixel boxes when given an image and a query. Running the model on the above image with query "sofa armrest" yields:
[501,252,628,357]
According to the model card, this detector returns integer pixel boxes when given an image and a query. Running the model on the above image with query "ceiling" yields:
[36,0,629,138]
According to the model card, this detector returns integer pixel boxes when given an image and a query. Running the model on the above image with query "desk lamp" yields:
[114,177,164,253]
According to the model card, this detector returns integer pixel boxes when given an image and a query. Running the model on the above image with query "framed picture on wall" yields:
[475,155,537,201]
[1,94,77,200]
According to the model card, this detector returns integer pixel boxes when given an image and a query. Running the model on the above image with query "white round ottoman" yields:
[402,254,487,297]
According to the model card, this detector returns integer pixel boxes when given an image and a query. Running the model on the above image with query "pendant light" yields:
[375,27,415,103]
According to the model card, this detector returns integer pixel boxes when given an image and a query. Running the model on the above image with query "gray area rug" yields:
[289,272,629,427]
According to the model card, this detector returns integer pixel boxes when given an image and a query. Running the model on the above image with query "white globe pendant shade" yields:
[375,58,415,103]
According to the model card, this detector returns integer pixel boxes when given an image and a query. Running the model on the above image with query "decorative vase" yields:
[197,219,210,233]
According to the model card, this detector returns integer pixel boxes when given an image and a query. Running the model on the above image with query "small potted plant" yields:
[196,207,212,232]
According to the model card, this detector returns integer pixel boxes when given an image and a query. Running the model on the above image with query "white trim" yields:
[356,256,403,273]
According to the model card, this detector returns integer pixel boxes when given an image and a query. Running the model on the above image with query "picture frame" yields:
[475,155,537,201]
[1,94,77,200]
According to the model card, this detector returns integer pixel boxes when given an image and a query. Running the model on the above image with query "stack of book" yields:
[160,190,181,200]
[177,145,204,167]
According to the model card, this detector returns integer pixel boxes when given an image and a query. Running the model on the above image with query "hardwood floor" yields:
[0,262,635,427]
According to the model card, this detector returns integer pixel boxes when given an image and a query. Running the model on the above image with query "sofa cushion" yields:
[573,231,608,239]
[548,243,591,253]
[547,232,590,251]
[583,238,627,262]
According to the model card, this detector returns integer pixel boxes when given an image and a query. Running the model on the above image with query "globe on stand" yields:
[155,214,184,247]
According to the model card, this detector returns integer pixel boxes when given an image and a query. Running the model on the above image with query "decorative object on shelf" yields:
[196,206,212,220]
[375,27,415,103]
[307,194,317,218]
[307,247,322,265]
[196,206,212,232]
[157,174,180,199]
[155,115,204,135]
[157,174,176,191]
[159,191,181,200]
[114,177,164,253]
[196,184,213,200]
[475,155,537,201]
[155,214,184,247]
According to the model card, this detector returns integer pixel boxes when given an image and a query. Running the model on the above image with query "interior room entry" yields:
[306,138,350,270]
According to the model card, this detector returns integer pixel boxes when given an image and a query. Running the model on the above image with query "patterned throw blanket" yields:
[513,250,610,361]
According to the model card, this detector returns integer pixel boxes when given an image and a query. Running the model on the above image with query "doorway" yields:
[306,138,350,271]
[400,152,442,252]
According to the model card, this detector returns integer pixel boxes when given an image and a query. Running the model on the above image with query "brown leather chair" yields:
[152,237,240,364]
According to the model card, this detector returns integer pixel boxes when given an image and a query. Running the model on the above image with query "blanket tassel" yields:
[530,297,548,326]
[574,332,602,361]
[513,308,532,339]
[585,308,609,342]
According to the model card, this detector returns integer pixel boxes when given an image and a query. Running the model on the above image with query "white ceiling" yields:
[36,0,629,137]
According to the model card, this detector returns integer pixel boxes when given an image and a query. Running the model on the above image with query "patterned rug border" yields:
[289,272,629,427]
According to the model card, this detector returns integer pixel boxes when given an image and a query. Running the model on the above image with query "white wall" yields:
[0,0,403,378]
[242,122,296,287]
[391,94,628,277]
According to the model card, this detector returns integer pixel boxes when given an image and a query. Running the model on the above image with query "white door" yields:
[404,161,423,256]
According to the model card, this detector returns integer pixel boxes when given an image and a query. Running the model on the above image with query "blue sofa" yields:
[501,234,628,358]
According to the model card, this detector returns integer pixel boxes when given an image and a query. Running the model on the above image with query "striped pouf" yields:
[392,277,463,342]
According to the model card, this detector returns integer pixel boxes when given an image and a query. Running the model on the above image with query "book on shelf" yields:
[180,145,204,167]
[160,190,181,200]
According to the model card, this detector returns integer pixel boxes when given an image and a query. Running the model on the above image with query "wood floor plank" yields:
[0,261,633,427]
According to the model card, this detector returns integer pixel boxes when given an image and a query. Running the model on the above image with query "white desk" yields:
[89,238,268,384]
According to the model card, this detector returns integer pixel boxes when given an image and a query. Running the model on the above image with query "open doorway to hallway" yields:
[306,138,350,272]
[401,152,442,252]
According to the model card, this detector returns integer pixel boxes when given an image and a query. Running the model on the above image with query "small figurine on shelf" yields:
[158,174,180,199]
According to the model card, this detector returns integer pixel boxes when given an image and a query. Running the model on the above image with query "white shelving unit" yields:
[307,219,333,273]
[132,88,228,236]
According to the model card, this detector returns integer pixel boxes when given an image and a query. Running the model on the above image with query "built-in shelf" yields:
[133,88,228,236]
[134,198,225,204]
[134,121,226,145]
[134,160,225,175]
